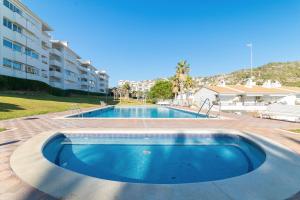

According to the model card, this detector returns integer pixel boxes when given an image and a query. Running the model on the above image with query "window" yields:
[13,43,22,52]
[25,66,34,74]
[3,39,12,49]
[3,0,9,7]
[31,52,39,59]
[3,58,23,71]
[14,7,22,15]
[3,0,22,16]
[13,62,22,70]
[25,48,39,59]
[25,65,39,75]
[25,48,31,56]
[3,18,12,29]
[3,58,12,68]
[13,24,17,31]
[13,24,22,33]
[3,39,23,53]
[3,18,22,33]
[17,26,22,33]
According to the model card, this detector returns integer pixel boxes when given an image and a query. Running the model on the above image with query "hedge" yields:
[0,75,106,97]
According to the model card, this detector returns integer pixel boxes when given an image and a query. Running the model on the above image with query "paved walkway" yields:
[0,106,300,200]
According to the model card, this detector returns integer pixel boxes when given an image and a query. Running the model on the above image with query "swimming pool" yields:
[43,133,266,184]
[69,106,208,118]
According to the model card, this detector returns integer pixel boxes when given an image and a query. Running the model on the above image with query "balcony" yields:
[51,48,63,57]
[80,74,88,79]
[14,13,26,28]
[49,59,62,67]
[42,41,51,50]
[50,81,62,89]
[42,31,51,41]
[79,65,88,72]
[81,80,88,85]
[65,74,78,82]
[49,70,62,78]
[80,85,88,90]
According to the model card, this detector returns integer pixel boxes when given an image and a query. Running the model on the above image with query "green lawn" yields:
[0,92,150,120]
[290,129,300,133]
[0,92,114,120]
[0,128,6,132]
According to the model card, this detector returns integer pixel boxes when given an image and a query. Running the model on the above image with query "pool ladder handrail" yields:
[70,104,83,118]
[197,98,213,118]
[206,104,214,117]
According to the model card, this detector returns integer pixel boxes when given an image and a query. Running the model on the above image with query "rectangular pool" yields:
[69,106,208,119]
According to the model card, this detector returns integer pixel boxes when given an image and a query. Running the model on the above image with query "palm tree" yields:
[171,76,180,99]
[122,82,131,99]
[174,60,190,98]
[184,76,195,90]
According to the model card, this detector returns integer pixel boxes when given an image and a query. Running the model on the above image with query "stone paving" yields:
[0,106,300,200]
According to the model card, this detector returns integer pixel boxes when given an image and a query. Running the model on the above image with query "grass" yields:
[0,92,107,120]
[0,128,6,132]
[0,91,151,120]
[118,98,151,105]
[289,129,300,134]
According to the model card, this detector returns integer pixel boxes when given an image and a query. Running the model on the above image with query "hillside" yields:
[199,61,300,87]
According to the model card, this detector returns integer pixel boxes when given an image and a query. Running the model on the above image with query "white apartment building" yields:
[49,41,109,93]
[49,40,81,90]
[78,60,109,93]
[118,79,156,92]
[0,0,109,94]
[96,70,109,93]
[0,0,52,84]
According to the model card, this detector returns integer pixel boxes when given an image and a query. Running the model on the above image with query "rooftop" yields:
[205,85,300,95]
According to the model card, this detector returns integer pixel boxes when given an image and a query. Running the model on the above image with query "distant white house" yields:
[118,79,163,93]
[193,80,300,111]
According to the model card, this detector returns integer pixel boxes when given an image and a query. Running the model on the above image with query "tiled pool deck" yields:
[0,106,300,200]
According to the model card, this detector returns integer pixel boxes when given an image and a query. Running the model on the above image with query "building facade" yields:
[0,0,52,84]
[193,80,300,111]
[0,0,109,93]
[118,79,156,93]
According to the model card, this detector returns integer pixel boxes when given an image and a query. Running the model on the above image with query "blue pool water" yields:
[43,133,266,184]
[70,106,207,118]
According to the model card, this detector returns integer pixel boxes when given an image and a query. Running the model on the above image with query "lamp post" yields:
[246,43,253,78]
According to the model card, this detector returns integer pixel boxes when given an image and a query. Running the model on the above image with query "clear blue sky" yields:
[23,0,300,86]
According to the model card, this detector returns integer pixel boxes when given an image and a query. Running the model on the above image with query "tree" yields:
[185,75,195,90]
[171,60,191,98]
[121,82,131,99]
[148,80,173,102]
[136,91,144,100]
[111,87,119,100]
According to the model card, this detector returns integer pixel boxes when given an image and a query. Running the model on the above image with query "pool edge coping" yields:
[55,105,232,120]
[10,128,300,200]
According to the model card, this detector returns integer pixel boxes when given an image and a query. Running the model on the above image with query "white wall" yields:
[193,88,217,107]
[1,0,110,93]
[277,95,297,105]
[0,0,50,84]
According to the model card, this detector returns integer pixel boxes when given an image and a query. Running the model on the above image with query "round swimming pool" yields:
[43,133,266,184]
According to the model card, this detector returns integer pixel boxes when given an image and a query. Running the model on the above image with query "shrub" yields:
[0,75,106,97]
[148,80,173,102]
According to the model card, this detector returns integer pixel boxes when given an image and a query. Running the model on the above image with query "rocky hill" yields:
[198,61,300,87]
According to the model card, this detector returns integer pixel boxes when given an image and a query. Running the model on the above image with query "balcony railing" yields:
[50,81,62,88]
[49,71,62,78]
[80,74,88,79]
[220,102,266,106]
[51,49,63,57]
[49,59,62,67]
